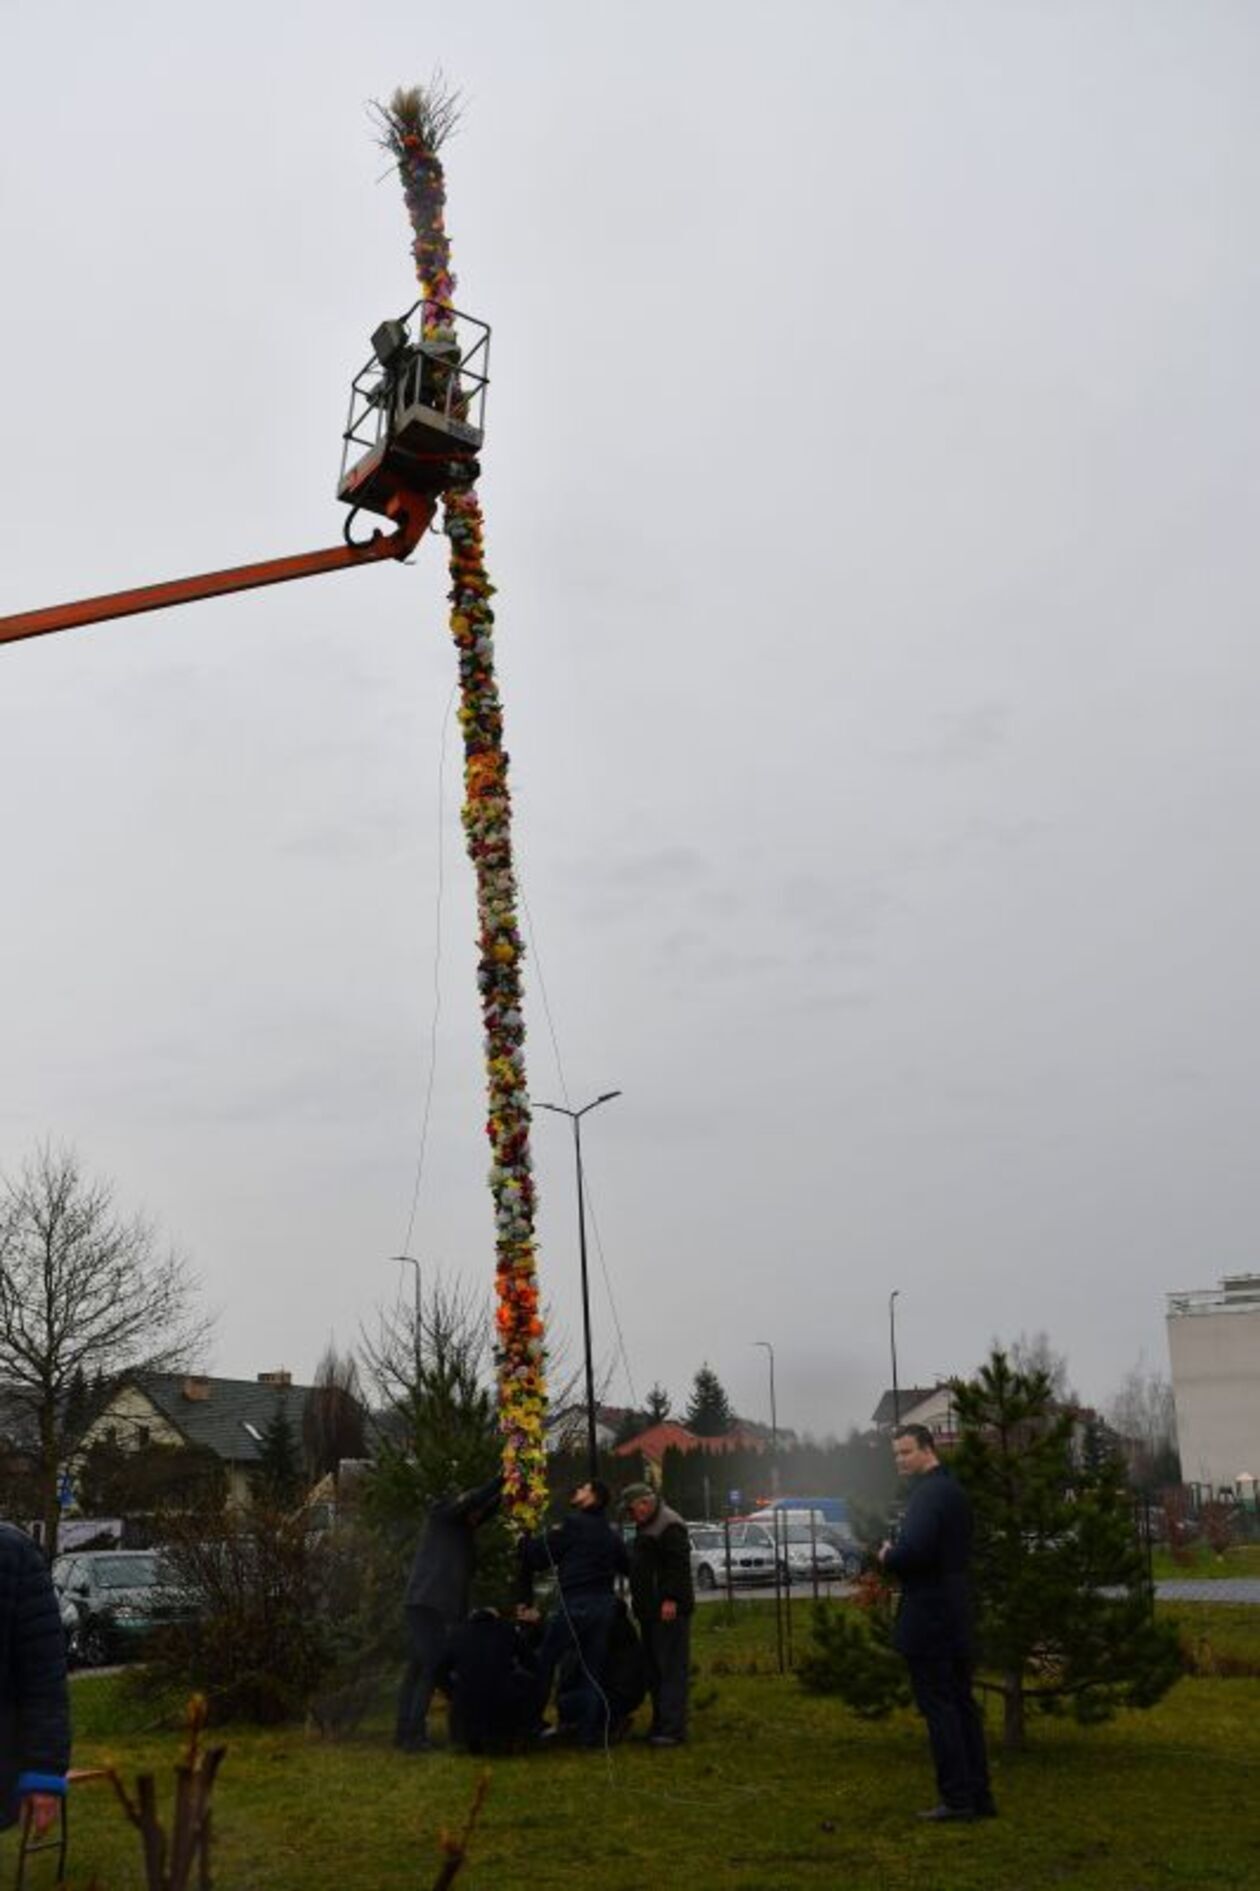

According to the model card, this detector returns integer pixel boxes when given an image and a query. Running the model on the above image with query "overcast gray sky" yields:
[1,2,1256,1437]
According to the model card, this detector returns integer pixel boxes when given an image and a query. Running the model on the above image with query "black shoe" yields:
[974,1797,998,1819]
[648,1734,682,1748]
[917,1804,977,1823]
[394,1736,433,1754]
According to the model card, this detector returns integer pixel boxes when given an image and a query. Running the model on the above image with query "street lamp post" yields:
[534,1091,622,1481]
[889,1289,901,1427]
[753,1339,785,1672]
[752,1339,779,1478]
[392,1254,422,1379]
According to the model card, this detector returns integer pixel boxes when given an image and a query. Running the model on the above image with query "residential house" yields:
[76,1369,314,1509]
[871,1384,961,1443]
[613,1418,778,1467]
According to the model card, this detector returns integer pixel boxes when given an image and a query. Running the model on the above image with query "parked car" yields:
[775,1524,852,1583]
[734,1520,858,1583]
[747,1505,865,1579]
[52,1549,193,1666]
[687,1522,778,1591]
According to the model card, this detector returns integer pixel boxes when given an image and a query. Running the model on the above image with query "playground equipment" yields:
[0,300,487,648]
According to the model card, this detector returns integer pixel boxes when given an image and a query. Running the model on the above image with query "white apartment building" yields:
[1166,1274,1260,1493]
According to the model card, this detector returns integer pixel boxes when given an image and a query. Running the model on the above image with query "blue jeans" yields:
[535,1592,616,1746]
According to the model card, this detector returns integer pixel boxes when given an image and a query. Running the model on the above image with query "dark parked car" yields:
[52,1549,192,1666]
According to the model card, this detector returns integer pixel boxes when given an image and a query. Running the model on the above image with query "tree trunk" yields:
[39,1398,60,1559]
[1001,1670,1026,1751]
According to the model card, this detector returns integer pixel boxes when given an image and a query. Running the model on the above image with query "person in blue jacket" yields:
[0,1522,70,1838]
[879,1424,994,1822]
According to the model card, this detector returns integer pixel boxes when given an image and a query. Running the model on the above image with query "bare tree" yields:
[0,1142,208,1553]
[302,1341,367,1483]
[1107,1360,1180,1489]
[1005,1329,1075,1405]
[360,1274,583,1522]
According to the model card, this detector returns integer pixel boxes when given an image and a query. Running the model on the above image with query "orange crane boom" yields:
[0,296,489,651]
[0,494,431,650]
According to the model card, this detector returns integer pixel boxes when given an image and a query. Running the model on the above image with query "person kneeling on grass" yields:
[435,1607,540,1755]
[554,1596,647,1743]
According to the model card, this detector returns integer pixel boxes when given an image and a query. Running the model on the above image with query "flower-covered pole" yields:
[381,84,546,1533]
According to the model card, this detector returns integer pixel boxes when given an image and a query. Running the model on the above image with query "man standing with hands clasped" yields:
[879,1424,994,1823]
[622,1482,694,1747]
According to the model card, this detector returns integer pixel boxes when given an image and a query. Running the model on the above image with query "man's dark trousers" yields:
[643,1617,690,1741]
[535,1593,617,1746]
[395,1605,448,1749]
[907,1654,990,1811]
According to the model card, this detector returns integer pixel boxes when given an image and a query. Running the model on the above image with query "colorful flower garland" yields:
[383,88,546,1532]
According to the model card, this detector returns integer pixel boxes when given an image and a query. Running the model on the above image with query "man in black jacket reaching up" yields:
[879,1424,993,1822]
[394,1472,502,1753]
[520,1478,629,1747]
[622,1482,695,1746]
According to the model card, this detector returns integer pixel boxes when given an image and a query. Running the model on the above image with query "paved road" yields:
[697,1578,1260,1606]
[1154,1579,1260,1604]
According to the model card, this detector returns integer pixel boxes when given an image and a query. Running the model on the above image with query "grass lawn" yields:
[30,1601,1260,1891]
[1151,1541,1260,1581]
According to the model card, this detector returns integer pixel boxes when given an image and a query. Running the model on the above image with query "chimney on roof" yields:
[257,1369,292,1388]
[182,1376,211,1402]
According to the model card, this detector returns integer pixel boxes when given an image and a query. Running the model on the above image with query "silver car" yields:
[687,1522,778,1591]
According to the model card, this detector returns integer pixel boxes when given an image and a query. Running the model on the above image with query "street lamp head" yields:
[594,1089,623,1106]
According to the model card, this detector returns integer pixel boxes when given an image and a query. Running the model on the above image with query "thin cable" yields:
[400,681,457,1255]
[518,873,640,1412]
[517,874,571,1107]
[538,1523,616,1780]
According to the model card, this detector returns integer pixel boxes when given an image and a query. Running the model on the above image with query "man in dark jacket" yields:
[394,1472,502,1752]
[0,1522,70,1836]
[622,1482,695,1746]
[520,1478,629,1747]
[879,1424,993,1822]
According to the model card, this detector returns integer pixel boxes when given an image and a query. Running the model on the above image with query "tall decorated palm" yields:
[380,83,545,1533]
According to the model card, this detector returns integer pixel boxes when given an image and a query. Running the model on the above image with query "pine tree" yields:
[798,1582,909,1716]
[952,1349,1182,1750]
[361,1279,511,1605]
[255,1394,305,1507]
[645,1384,671,1425]
[685,1364,733,1438]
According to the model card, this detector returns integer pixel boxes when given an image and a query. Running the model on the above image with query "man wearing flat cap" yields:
[622,1482,694,1747]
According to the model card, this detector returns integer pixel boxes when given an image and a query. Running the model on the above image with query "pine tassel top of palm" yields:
[377,82,461,324]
